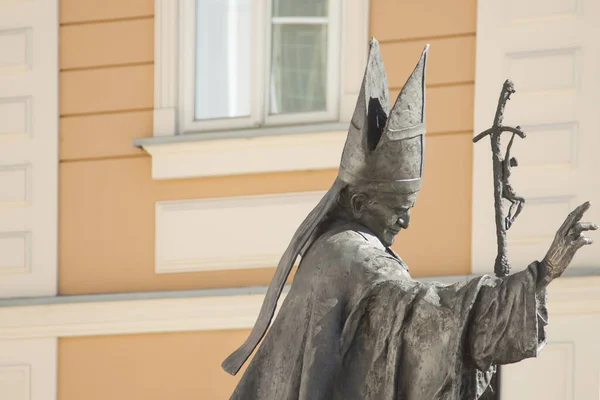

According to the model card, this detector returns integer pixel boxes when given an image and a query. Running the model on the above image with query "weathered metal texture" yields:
[223,38,430,375]
[473,80,526,278]
[338,39,428,194]
[222,39,597,400]
[229,219,547,399]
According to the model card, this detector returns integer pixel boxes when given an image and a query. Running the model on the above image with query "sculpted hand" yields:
[539,201,597,288]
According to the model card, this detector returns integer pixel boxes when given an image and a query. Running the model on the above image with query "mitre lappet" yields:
[222,38,429,375]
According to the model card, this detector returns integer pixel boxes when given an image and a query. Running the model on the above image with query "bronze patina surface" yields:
[222,39,597,400]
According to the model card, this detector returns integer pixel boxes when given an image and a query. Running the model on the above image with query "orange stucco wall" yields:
[58,0,477,295]
[58,330,250,400]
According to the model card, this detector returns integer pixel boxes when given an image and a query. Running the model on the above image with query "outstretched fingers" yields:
[574,235,595,250]
[559,201,592,236]
[570,222,599,239]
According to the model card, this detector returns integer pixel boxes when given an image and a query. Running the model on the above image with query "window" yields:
[152,0,368,137]
[269,1,331,116]
[194,0,252,121]
[184,0,340,133]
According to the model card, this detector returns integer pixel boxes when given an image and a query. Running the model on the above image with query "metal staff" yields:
[473,80,526,277]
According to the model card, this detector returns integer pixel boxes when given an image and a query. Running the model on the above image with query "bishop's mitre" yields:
[338,38,428,194]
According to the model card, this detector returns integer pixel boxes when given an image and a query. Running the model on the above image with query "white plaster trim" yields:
[0,0,59,298]
[547,276,600,314]
[0,276,598,339]
[339,0,370,122]
[0,292,279,339]
[155,191,325,273]
[0,338,57,400]
[153,0,179,136]
[144,130,346,179]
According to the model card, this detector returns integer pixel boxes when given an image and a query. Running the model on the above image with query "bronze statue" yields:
[222,39,597,399]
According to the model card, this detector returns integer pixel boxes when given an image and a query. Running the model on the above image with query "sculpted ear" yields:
[350,193,368,218]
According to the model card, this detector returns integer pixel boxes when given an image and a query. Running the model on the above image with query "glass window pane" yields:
[273,0,328,17]
[195,0,252,120]
[270,24,328,115]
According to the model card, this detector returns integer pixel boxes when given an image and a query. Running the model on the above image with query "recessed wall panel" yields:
[501,342,573,399]
[508,49,577,92]
[0,338,57,400]
[0,364,30,400]
[500,123,576,167]
[0,97,31,138]
[0,28,31,71]
[0,231,31,274]
[156,192,324,273]
[510,0,578,20]
[0,164,31,206]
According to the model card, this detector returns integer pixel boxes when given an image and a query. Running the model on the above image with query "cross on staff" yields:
[473,80,527,278]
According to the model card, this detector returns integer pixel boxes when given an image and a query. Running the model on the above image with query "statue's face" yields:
[350,191,417,247]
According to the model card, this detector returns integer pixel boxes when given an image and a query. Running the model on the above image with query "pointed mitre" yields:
[338,40,429,194]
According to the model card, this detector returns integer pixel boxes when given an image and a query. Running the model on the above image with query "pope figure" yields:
[221,39,597,399]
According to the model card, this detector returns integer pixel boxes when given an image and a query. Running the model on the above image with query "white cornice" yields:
[1,275,599,339]
[140,128,347,180]
[0,292,279,340]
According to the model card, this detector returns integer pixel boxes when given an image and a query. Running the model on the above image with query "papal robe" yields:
[230,219,547,399]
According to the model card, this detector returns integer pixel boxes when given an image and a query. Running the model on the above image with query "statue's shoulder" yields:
[314,219,396,262]
[308,220,410,279]
[318,219,383,249]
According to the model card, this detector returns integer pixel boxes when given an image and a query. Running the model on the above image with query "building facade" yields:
[1,0,599,399]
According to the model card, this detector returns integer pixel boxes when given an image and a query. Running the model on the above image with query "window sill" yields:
[133,122,349,180]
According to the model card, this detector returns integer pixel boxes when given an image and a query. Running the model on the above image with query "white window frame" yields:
[263,2,341,127]
[179,0,264,132]
[153,0,369,137]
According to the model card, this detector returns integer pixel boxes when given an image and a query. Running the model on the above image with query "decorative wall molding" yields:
[0,364,31,400]
[153,0,178,136]
[0,163,31,207]
[339,0,370,122]
[143,129,346,179]
[0,231,31,274]
[0,96,32,139]
[156,191,326,273]
[0,27,32,72]
[0,275,599,339]
[0,291,279,339]
[0,0,58,298]
[471,0,600,274]
[0,338,56,400]
[501,341,575,399]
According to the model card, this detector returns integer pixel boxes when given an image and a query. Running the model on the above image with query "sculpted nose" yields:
[398,212,410,229]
